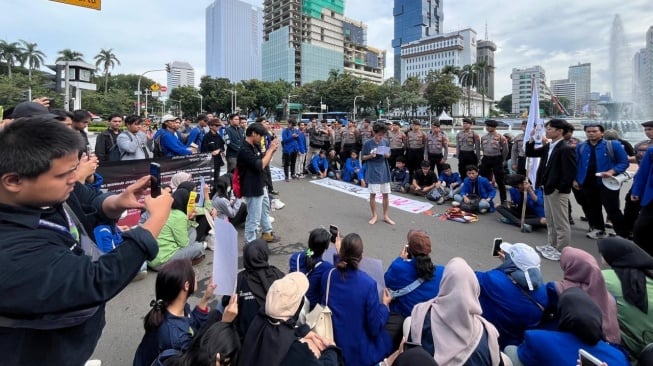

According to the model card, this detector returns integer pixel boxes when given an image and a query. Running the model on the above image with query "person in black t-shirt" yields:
[410,160,438,196]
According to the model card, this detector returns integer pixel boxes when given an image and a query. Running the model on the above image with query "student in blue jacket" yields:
[153,115,194,157]
[496,174,547,232]
[321,233,392,366]
[281,119,301,181]
[454,164,496,213]
[631,146,653,254]
[504,287,629,366]
[288,228,334,311]
[390,156,411,192]
[308,149,329,178]
[476,242,549,349]
[343,150,362,183]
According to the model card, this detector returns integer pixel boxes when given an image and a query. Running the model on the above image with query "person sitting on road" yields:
[288,228,335,311]
[168,175,213,243]
[433,163,462,204]
[211,179,247,228]
[497,174,547,233]
[390,155,411,193]
[308,149,329,178]
[384,230,445,349]
[476,242,549,349]
[133,259,217,366]
[326,148,342,180]
[503,287,629,366]
[410,160,438,196]
[598,237,653,361]
[148,184,207,271]
[343,150,362,184]
[453,165,496,213]
[153,115,195,157]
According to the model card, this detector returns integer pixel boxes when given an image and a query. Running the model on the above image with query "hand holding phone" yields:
[329,225,339,243]
[150,162,161,198]
[491,238,503,257]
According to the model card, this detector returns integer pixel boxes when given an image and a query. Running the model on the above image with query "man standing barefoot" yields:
[361,123,395,225]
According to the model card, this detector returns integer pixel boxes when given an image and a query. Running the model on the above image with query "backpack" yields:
[579,140,615,162]
[107,132,133,161]
[232,167,242,198]
[152,134,165,158]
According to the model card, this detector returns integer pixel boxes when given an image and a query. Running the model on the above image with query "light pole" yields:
[194,94,203,114]
[224,89,237,113]
[137,68,165,116]
[168,99,182,116]
[353,95,364,121]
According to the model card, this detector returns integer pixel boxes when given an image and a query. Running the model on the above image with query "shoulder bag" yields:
[305,268,335,342]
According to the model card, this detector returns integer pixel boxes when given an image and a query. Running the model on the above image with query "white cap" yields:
[500,242,540,290]
[162,114,177,123]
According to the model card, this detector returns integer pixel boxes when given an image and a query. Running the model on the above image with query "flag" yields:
[523,76,544,185]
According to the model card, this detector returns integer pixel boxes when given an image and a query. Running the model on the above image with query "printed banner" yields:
[310,178,433,214]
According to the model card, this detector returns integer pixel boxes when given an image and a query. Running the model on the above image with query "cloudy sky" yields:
[2,0,651,99]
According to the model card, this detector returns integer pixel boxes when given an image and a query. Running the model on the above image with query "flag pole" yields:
[521,74,540,230]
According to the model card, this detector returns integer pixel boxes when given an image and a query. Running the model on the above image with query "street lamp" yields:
[194,94,203,114]
[137,68,166,116]
[224,89,237,113]
[168,99,182,116]
[353,95,364,121]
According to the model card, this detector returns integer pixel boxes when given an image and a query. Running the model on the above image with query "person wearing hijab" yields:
[598,237,653,360]
[504,287,629,366]
[225,239,284,341]
[321,233,393,366]
[548,247,622,345]
[239,272,343,366]
[476,242,549,348]
[170,171,193,192]
[409,257,510,366]
[148,186,206,271]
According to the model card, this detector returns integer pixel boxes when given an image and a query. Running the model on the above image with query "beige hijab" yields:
[410,257,508,366]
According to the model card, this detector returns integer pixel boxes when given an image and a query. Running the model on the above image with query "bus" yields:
[300,111,349,124]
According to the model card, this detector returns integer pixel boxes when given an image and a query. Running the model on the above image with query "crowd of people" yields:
[2,99,653,366]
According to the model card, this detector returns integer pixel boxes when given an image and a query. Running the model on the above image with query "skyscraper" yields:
[568,62,591,115]
[206,0,262,82]
[392,0,443,82]
[510,66,549,114]
[167,61,195,91]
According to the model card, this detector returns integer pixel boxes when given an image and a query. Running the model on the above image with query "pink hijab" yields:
[410,257,508,366]
[555,247,622,345]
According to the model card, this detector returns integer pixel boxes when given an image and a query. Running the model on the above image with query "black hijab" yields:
[172,188,192,214]
[598,237,653,313]
[557,287,604,345]
[242,239,284,306]
[393,347,438,365]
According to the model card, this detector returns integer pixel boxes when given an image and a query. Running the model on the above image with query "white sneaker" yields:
[586,229,607,239]
[269,216,275,223]
[535,245,555,253]
[541,247,561,261]
[205,234,215,251]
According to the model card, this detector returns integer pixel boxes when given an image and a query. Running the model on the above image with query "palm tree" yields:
[56,49,85,62]
[459,64,478,116]
[441,64,461,83]
[19,40,46,82]
[0,40,23,78]
[94,48,120,93]
[474,60,494,118]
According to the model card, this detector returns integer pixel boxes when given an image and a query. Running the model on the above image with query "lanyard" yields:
[38,207,81,246]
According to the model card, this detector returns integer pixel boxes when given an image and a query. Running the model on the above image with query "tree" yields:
[94,48,120,94]
[169,85,202,117]
[497,94,512,113]
[424,72,462,116]
[0,40,23,78]
[199,76,234,115]
[56,49,84,62]
[18,40,46,82]
[459,64,478,116]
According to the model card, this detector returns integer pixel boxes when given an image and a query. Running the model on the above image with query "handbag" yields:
[459,193,481,213]
[305,268,335,342]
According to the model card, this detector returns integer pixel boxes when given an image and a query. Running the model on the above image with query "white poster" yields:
[212,218,238,296]
[359,257,386,301]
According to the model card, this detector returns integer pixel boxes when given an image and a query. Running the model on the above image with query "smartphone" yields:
[329,224,339,243]
[150,162,161,198]
[85,144,92,157]
[579,349,604,366]
[491,238,503,257]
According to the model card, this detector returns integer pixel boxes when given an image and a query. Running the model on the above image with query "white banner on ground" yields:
[212,218,238,296]
[270,165,285,182]
[310,178,433,214]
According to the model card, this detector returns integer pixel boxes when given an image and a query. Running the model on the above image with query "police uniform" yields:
[426,125,449,175]
[388,123,406,168]
[456,128,480,175]
[340,126,360,162]
[359,125,374,150]
[406,125,426,174]
[479,120,509,203]
[332,124,343,155]
[511,132,526,175]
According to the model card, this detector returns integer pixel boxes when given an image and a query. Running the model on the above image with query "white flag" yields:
[523,77,544,185]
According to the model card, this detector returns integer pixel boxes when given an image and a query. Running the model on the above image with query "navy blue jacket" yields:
[288,252,335,311]
[576,139,629,185]
[384,257,445,317]
[282,127,301,153]
[154,129,192,157]
[632,147,653,206]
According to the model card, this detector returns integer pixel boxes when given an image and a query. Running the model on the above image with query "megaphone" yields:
[602,171,633,191]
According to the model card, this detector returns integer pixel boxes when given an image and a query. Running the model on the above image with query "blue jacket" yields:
[153,129,191,157]
[384,257,445,317]
[516,330,629,366]
[282,127,301,153]
[438,171,461,186]
[298,132,307,154]
[311,154,329,173]
[185,126,205,147]
[575,139,629,185]
[509,187,545,218]
[288,252,334,311]
[321,267,392,366]
[93,224,123,253]
[476,269,549,348]
[343,158,362,182]
[391,167,410,186]
[632,147,653,206]
[133,304,209,366]
[460,176,496,211]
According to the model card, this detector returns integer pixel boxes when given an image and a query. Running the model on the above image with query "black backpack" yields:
[107,132,133,161]
[152,135,165,158]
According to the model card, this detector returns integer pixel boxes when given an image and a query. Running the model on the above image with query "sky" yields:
[1,0,651,100]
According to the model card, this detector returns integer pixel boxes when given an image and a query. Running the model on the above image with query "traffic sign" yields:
[50,0,101,10]
[150,84,160,92]
[160,86,168,93]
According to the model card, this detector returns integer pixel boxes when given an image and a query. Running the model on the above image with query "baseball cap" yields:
[162,114,177,123]
[11,102,57,119]
[265,272,309,321]
[500,242,540,290]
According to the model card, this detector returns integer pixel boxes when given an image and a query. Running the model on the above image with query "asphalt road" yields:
[91,154,617,365]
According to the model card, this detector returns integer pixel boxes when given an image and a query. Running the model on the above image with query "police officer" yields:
[387,121,406,168]
[479,119,509,205]
[405,120,427,175]
[456,117,481,176]
[340,120,360,162]
[358,118,374,150]
[624,120,653,237]
[511,120,527,175]
[426,121,449,176]
[332,120,343,156]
